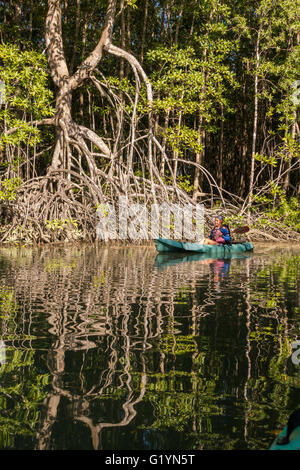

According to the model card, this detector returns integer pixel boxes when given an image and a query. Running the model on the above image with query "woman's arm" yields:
[220,227,231,243]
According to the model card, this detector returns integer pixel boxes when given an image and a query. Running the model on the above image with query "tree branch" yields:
[3,118,55,136]
[45,0,70,88]
[68,0,118,91]
[104,43,153,105]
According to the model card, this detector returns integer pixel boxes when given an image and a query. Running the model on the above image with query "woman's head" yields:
[215,215,224,227]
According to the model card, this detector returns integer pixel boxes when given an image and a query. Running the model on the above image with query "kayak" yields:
[155,251,252,269]
[270,409,300,450]
[154,238,254,254]
[270,426,300,450]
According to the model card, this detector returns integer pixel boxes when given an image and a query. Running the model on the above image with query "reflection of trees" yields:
[237,247,300,449]
[0,244,299,449]
[0,347,49,448]
[0,279,49,448]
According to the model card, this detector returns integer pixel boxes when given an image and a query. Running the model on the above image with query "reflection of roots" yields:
[75,373,147,450]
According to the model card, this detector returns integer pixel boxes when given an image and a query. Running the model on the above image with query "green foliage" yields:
[125,0,138,9]
[2,224,36,245]
[147,44,237,120]
[253,180,300,232]
[0,177,21,201]
[45,218,78,231]
[176,175,194,194]
[254,153,277,167]
[145,38,238,166]
[268,196,300,232]
[0,0,298,240]
[0,43,54,149]
[238,0,300,131]
[162,125,203,157]
[45,218,84,242]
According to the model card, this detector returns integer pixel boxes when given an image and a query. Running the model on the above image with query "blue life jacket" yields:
[209,224,231,244]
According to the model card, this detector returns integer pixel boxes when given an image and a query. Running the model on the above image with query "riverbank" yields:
[1,197,300,246]
[0,227,299,246]
[1,236,300,251]
[1,219,299,246]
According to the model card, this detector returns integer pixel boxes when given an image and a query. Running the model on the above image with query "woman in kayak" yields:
[203,215,231,245]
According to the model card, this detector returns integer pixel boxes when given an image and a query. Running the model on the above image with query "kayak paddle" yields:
[232,225,250,234]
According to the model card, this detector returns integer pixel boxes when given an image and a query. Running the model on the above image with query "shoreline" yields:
[1,239,300,250]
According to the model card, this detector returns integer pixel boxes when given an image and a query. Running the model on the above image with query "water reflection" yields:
[0,243,299,450]
[155,252,246,291]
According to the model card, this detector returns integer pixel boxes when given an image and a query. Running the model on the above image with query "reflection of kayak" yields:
[270,409,300,450]
[154,238,254,254]
[155,251,252,269]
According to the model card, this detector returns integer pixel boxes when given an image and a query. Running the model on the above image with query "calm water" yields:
[0,242,300,450]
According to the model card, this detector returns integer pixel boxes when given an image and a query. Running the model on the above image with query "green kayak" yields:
[154,238,254,255]
[270,410,300,450]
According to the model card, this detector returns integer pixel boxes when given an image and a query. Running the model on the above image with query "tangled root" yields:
[1,168,300,245]
[1,171,99,244]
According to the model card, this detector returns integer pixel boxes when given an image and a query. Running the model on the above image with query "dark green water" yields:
[0,242,299,450]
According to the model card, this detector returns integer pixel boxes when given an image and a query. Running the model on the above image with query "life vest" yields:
[223,224,231,238]
[210,224,231,244]
[210,227,222,240]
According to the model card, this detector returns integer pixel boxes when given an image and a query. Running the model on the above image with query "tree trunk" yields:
[120,0,126,79]
[160,108,170,176]
[219,104,224,190]
[248,28,261,211]
[193,114,204,201]
[283,116,296,193]
[140,0,148,64]
[69,0,81,75]
[45,0,116,172]
[174,0,184,45]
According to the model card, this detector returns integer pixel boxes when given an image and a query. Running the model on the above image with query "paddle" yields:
[231,225,250,234]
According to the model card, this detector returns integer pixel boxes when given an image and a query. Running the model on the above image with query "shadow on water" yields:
[0,243,299,450]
